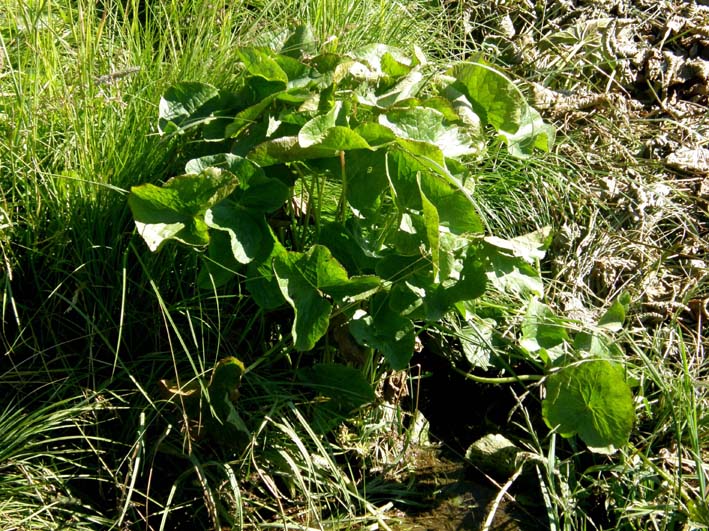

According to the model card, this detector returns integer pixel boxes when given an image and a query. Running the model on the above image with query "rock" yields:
[465,433,535,479]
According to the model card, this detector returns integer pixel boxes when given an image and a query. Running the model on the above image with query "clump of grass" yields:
[0,386,117,531]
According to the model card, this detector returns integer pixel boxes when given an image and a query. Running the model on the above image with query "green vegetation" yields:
[2,0,707,530]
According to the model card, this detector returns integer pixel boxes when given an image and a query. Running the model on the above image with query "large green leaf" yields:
[158,81,220,134]
[388,280,427,319]
[186,156,287,265]
[273,246,380,351]
[299,101,371,150]
[245,238,288,310]
[441,85,485,138]
[237,47,289,85]
[373,69,426,108]
[225,93,281,139]
[228,163,289,213]
[418,177,440,278]
[309,127,371,151]
[459,318,496,370]
[185,155,289,213]
[520,299,570,353]
[429,249,487,317]
[386,212,428,256]
[349,305,416,370]
[574,332,624,360]
[484,226,551,264]
[482,238,544,298]
[497,106,556,158]
[354,122,398,146]
[205,204,271,264]
[379,107,479,158]
[542,360,634,454]
[345,150,389,214]
[347,44,415,79]
[318,222,379,274]
[387,142,483,234]
[185,153,242,174]
[451,62,526,133]
[247,136,335,166]
[128,168,238,251]
[298,101,340,147]
[457,248,489,301]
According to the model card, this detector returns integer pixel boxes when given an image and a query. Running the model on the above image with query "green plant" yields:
[127,31,636,457]
[128,36,551,361]
[0,392,114,531]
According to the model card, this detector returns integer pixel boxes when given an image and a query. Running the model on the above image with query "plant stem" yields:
[452,366,543,385]
[337,150,347,222]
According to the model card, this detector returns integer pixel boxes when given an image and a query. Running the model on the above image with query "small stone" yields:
[465,433,524,479]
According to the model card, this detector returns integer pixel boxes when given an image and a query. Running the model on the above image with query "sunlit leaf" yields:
[237,47,289,85]
[158,81,220,134]
[379,107,479,158]
[248,136,335,166]
[387,142,483,234]
[451,62,525,133]
[497,106,556,158]
[598,292,631,332]
[205,204,270,264]
[543,360,634,454]
[482,238,544,297]
[299,101,371,150]
[484,227,551,264]
[347,44,415,79]
[460,318,496,369]
[520,299,570,353]
[128,168,238,251]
